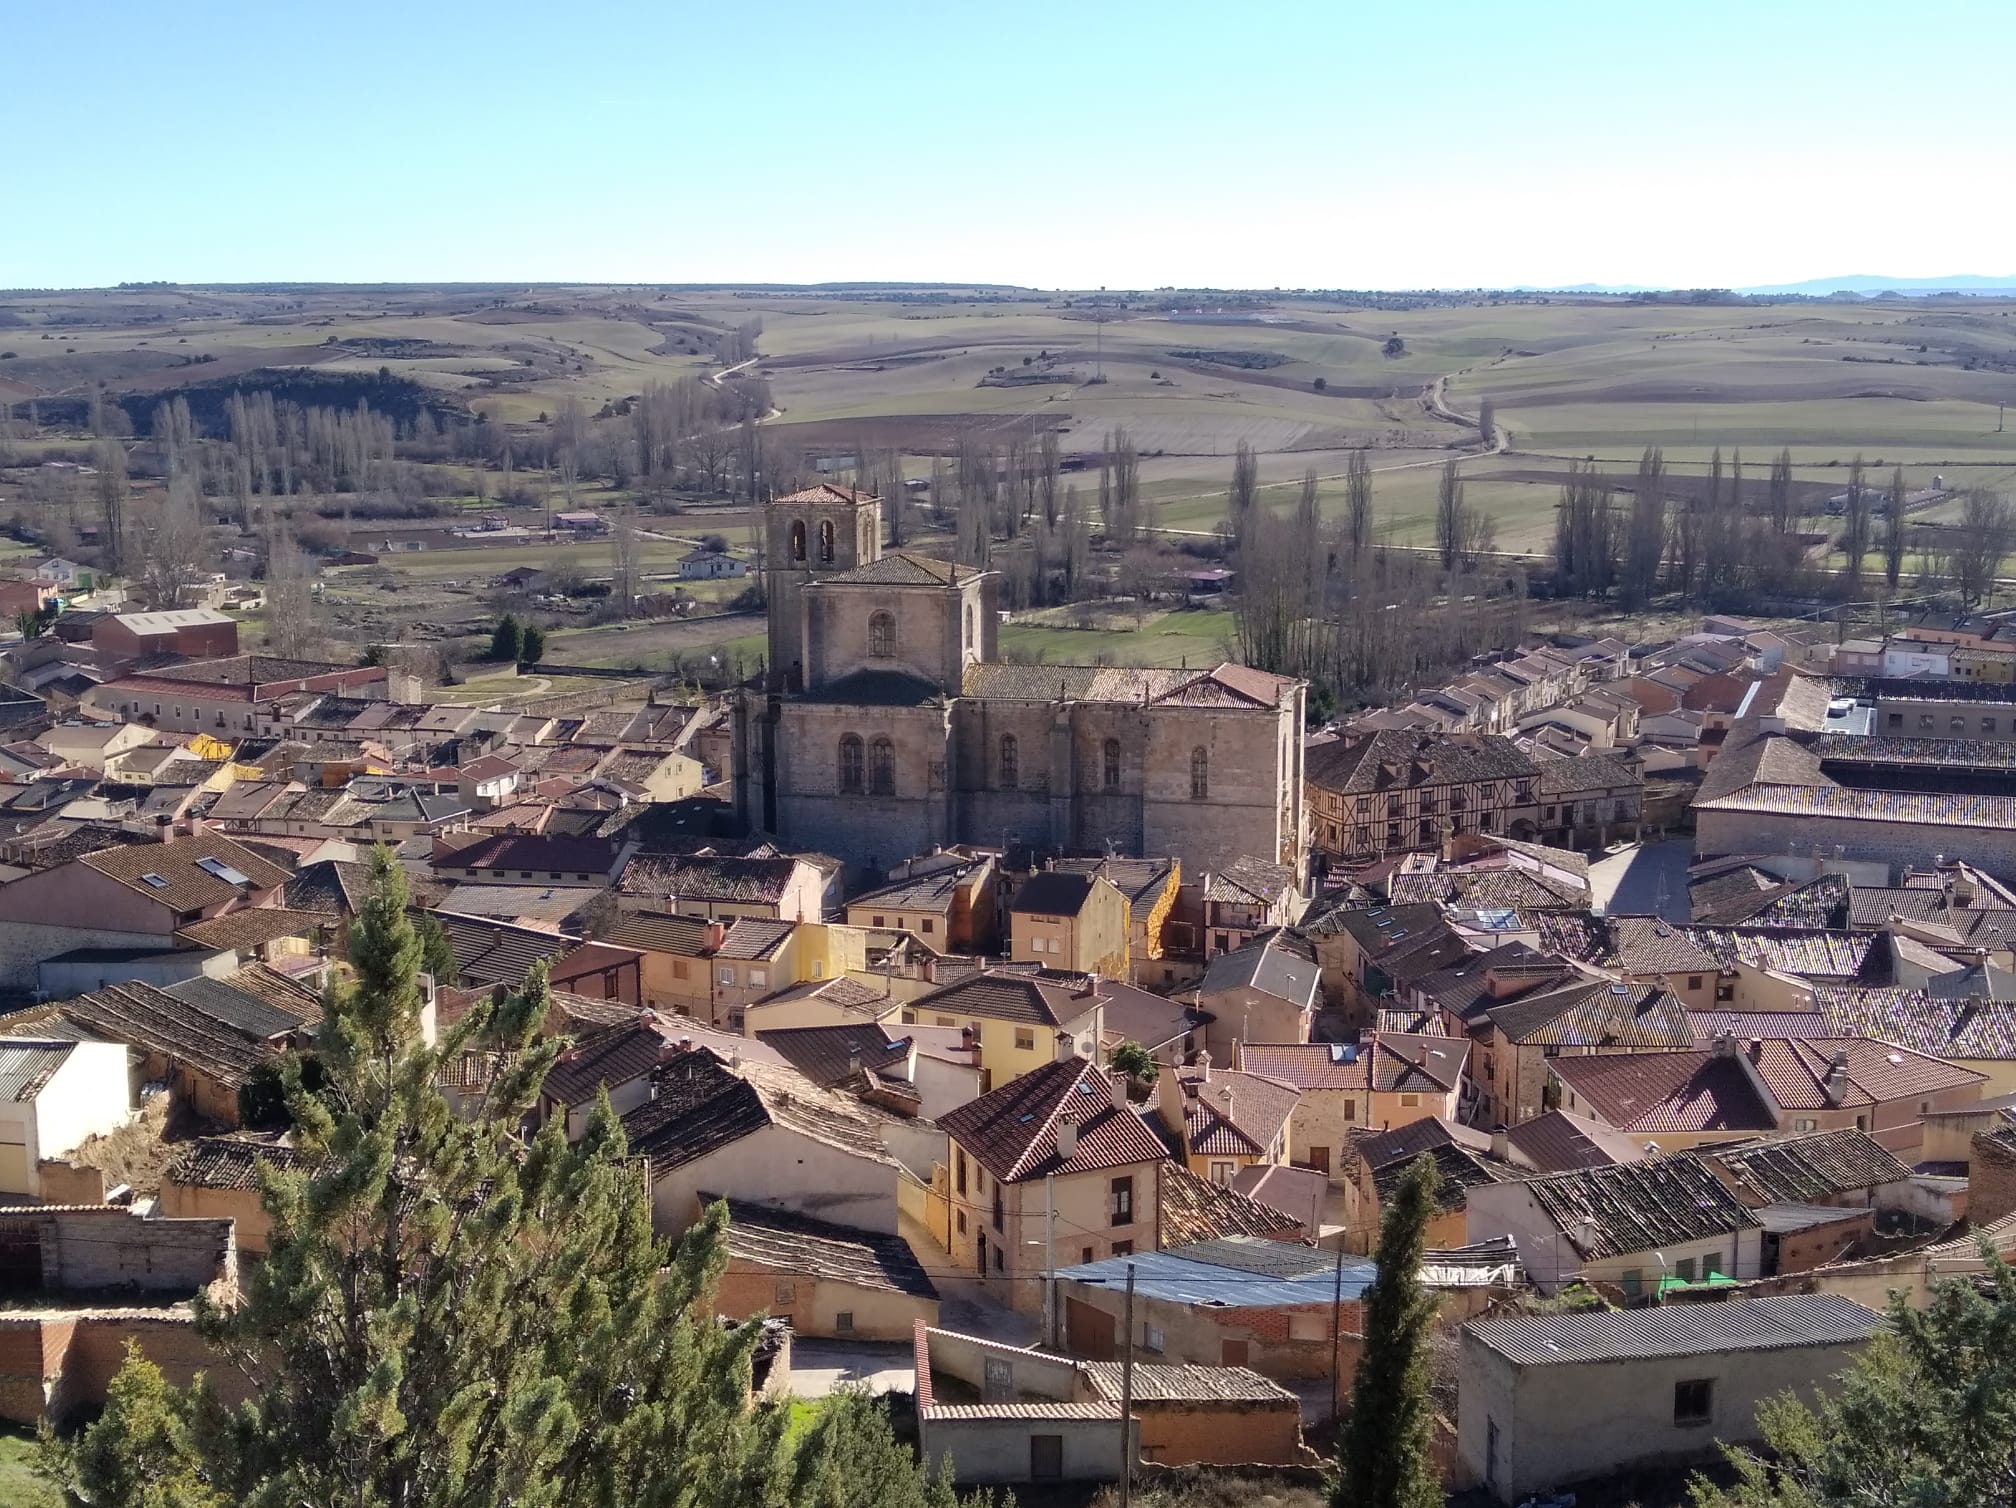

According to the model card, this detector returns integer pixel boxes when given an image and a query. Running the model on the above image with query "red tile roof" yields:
[938,1057,1170,1184]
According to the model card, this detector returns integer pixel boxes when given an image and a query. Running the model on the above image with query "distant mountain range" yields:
[1526,274,2016,297]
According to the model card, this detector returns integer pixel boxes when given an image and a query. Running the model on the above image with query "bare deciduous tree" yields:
[93,438,129,575]
[608,506,643,618]
[1883,466,1908,589]
[1841,453,1870,594]
[1434,459,1466,569]
[1624,445,1665,608]
[1947,489,2013,604]
[1345,449,1373,558]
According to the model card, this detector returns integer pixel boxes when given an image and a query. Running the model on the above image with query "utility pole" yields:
[1045,1172,1057,1349]
[1118,1262,1136,1508]
[1329,1241,1347,1426]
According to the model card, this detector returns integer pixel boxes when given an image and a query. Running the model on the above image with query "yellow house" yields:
[1008,870,1130,977]
[1153,1058,1300,1188]
[899,973,1104,1093]
[603,912,722,1018]
[709,919,870,1031]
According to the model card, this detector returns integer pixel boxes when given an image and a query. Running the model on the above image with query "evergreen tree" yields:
[47,848,962,1508]
[1694,1252,2016,1508]
[1336,1154,1441,1508]
[521,622,547,663]
[414,909,461,988]
[490,612,524,662]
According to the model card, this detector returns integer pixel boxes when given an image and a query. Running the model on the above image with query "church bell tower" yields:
[764,483,883,690]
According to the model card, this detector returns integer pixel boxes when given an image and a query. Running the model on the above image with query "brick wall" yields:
[1973,1132,2016,1225]
[1132,1400,1306,1467]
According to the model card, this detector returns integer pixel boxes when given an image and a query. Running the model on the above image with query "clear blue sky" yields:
[6,0,2010,291]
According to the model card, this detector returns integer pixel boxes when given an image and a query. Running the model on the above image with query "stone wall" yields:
[0,1208,235,1295]
[1696,807,2016,883]
[36,1161,106,1206]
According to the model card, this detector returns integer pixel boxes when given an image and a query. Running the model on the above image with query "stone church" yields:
[732,484,1307,878]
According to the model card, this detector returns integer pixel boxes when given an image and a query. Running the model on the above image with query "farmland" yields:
[5,283,2016,676]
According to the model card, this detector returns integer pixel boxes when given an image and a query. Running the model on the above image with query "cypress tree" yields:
[414,909,460,988]
[521,622,547,663]
[1336,1153,1442,1508]
[490,612,523,662]
[48,848,963,1508]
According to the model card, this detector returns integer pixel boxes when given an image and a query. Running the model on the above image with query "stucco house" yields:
[1192,929,1320,1061]
[0,1039,132,1198]
[1009,870,1130,976]
[715,1196,937,1341]
[897,973,1105,1093]
[1459,1295,1882,1503]
[1152,1055,1299,1187]
[935,1052,1171,1307]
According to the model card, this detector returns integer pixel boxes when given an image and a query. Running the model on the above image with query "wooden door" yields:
[1065,1297,1115,1361]
[1030,1435,1063,1481]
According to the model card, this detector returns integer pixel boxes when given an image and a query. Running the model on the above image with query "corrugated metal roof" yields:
[0,1040,75,1101]
[1465,1294,1880,1367]
[1058,1237,1376,1309]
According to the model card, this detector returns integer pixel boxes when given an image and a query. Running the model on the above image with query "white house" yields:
[0,1039,133,1197]
[679,549,747,580]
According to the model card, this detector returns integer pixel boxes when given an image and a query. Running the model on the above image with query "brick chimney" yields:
[1823,1051,1851,1107]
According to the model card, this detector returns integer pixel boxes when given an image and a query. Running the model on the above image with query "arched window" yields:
[869,610,896,658]
[790,520,806,562]
[1190,746,1209,801]
[999,734,1019,790]
[819,519,835,563]
[838,735,864,795]
[869,737,896,797]
[1102,738,1121,791]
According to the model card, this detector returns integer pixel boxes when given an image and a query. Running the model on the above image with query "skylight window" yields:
[196,857,253,886]
[139,873,169,888]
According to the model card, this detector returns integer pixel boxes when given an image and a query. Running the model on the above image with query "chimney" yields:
[1108,1070,1131,1108]
[1075,971,1102,1001]
[1055,1115,1078,1161]
[1824,1052,1850,1107]
[1054,1031,1077,1064]
[1490,1129,1509,1161]
[847,1053,862,1080]
[1712,1030,1737,1059]
[1157,1065,1187,1139]
[1748,1038,1764,1063]
[706,920,727,951]
[1196,1049,1212,1084]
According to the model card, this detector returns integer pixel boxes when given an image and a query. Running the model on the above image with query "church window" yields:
[838,735,864,794]
[999,734,1019,790]
[1190,747,1209,801]
[790,521,806,562]
[869,737,896,796]
[869,610,896,658]
[1102,738,1121,790]
[819,519,835,563]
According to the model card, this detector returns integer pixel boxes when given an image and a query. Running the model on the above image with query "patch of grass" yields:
[0,1425,60,1508]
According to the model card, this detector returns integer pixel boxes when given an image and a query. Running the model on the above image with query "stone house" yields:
[1546,1049,1781,1153]
[1240,1034,1468,1174]
[159,1136,304,1257]
[714,1197,938,1341]
[1197,856,1302,958]
[1152,1056,1299,1187]
[620,1046,910,1240]
[1192,929,1320,1062]
[537,1021,665,1141]
[0,1039,132,1199]
[618,853,829,922]
[1471,978,1694,1128]
[897,973,1104,1093]
[0,832,290,988]
[1465,1157,1765,1295]
[936,1053,1171,1305]
[1458,1295,1882,1503]
[1009,869,1130,976]
[845,854,998,953]
[1079,1362,1307,1468]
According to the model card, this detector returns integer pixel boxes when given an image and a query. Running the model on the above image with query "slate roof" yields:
[177,907,329,951]
[164,1135,305,1191]
[718,1197,937,1299]
[755,1023,912,1088]
[1702,1130,1911,1205]
[1815,985,2016,1062]
[1156,1162,1305,1244]
[621,854,802,904]
[81,833,289,911]
[1081,1363,1295,1405]
[937,1057,1170,1184]
[1486,979,1694,1049]
[850,863,984,915]
[1010,870,1100,917]
[621,1049,897,1173]
[1504,1111,1645,1174]
[1465,1294,1881,1366]
[1548,1051,1778,1134]
[433,913,577,988]
[909,972,1101,1028]
[542,1022,665,1107]
[1195,930,1319,1009]
[1522,1157,1762,1259]
[602,912,718,958]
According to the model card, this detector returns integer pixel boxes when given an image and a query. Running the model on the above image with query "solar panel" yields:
[196,856,253,886]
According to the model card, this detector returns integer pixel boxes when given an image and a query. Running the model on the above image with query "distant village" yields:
[3,490,2016,1500]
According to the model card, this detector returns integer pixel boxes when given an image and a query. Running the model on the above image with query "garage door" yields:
[1065,1298,1115,1361]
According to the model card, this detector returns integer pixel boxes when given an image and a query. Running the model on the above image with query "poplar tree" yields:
[49,850,962,1508]
[1884,466,1908,589]
[1344,449,1374,558]
[1336,1154,1442,1508]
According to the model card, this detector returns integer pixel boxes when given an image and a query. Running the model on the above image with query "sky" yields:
[6,0,2012,292]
